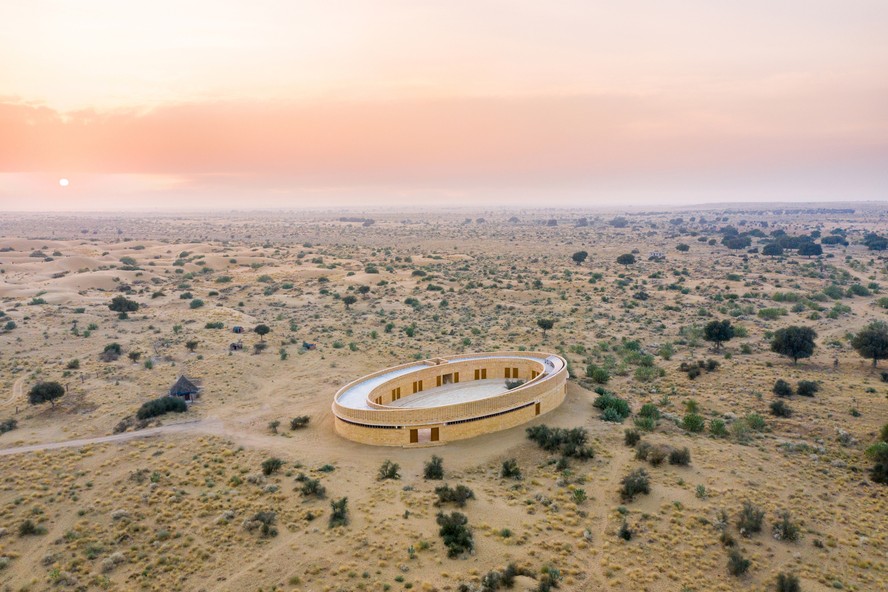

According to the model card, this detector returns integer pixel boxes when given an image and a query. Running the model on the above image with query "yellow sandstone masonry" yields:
[332,351,567,446]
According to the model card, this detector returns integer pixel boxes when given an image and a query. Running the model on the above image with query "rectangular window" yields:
[474,369,480,380]
[413,380,423,393]
[504,367,512,378]
[454,372,459,383]
[409,429,418,443]
[513,367,519,378]
[431,427,440,442]
[436,375,442,387]
[481,368,487,379]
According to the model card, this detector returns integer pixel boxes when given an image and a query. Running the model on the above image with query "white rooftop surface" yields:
[386,379,508,408]
[336,354,564,411]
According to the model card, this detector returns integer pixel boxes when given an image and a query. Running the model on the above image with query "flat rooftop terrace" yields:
[385,379,509,408]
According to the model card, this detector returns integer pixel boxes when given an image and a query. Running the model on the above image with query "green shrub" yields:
[865,441,888,484]
[434,484,475,507]
[261,457,283,476]
[436,512,474,557]
[0,418,17,434]
[289,416,310,430]
[638,403,660,419]
[727,549,750,576]
[710,419,728,437]
[378,460,401,480]
[136,397,187,420]
[682,413,705,433]
[624,429,640,447]
[300,478,326,499]
[526,425,594,458]
[424,455,444,480]
[773,379,794,398]
[669,447,691,466]
[770,400,793,417]
[745,413,767,431]
[634,416,656,432]
[593,393,631,422]
[737,501,764,536]
[797,380,819,397]
[772,510,800,542]
[329,497,349,528]
[620,469,650,501]
[501,459,522,480]
[776,573,801,592]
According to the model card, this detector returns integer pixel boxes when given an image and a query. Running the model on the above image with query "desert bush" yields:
[329,497,349,528]
[772,510,800,542]
[586,365,610,384]
[501,458,522,479]
[18,519,42,536]
[727,549,750,576]
[634,441,652,461]
[638,403,660,420]
[745,413,767,431]
[289,415,310,429]
[593,393,631,422]
[249,511,278,538]
[648,445,668,466]
[737,501,765,536]
[526,425,594,458]
[424,455,444,480]
[135,396,186,420]
[434,484,475,507]
[620,469,651,501]
[776,573,801,592]
[618,521,633,541]
[710,419,728,437]
[0,418,17,434]
[300,478,326,498]
[436,511,474,557]
[865,441,888,484]
[796,380,819,397]
[669,447,691,465]
[770,400,793,417]
[773,379,794,397]
[261,457,283,476]
[682,413,705,432]
[378,459,401,480]
[634,416,656,432]
[624,429,640,446]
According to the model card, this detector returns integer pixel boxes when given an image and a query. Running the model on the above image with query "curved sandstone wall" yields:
[332,351,567,447]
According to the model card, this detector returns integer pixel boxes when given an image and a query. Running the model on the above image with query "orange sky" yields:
[1,1,886,210]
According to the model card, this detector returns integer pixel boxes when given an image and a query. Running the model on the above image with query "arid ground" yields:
[0,206,886,592]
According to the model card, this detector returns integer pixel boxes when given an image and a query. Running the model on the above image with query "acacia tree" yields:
[108,295,139,313]
[254,324,271,341]
[616,253,636,267]
[851,321,888,367]
[342,295,358,310]
[537,319,555,337]
[704,320,735,351]
[29,381,65,407]
[571,251,588,266]
[770,326,817,364]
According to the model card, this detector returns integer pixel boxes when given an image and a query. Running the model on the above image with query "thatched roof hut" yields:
[169,375,201,402]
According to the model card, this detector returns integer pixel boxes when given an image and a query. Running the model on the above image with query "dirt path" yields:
[1,376,25,409]
[0,418,223,456]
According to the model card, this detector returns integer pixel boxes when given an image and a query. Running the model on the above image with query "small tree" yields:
[620,469,650,501]
[703,319,734,351]
[254,324,271,341]
[537,319,555,337]
[770,326,817,364]
[108,295,139,313]
[762,243,784,257]
[185,340,198,352]
[424,455,444,480]
[501,458,522,479]
[571,251,588,265]
[342,295,358,310]
[128,351,141,363]
[290,416,310,430]
[616,253,636,267]
[28,382,64,408]
[851,321,888,367]
[798,242,823,257]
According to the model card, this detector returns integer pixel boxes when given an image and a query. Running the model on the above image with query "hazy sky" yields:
[1,1,886,210]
